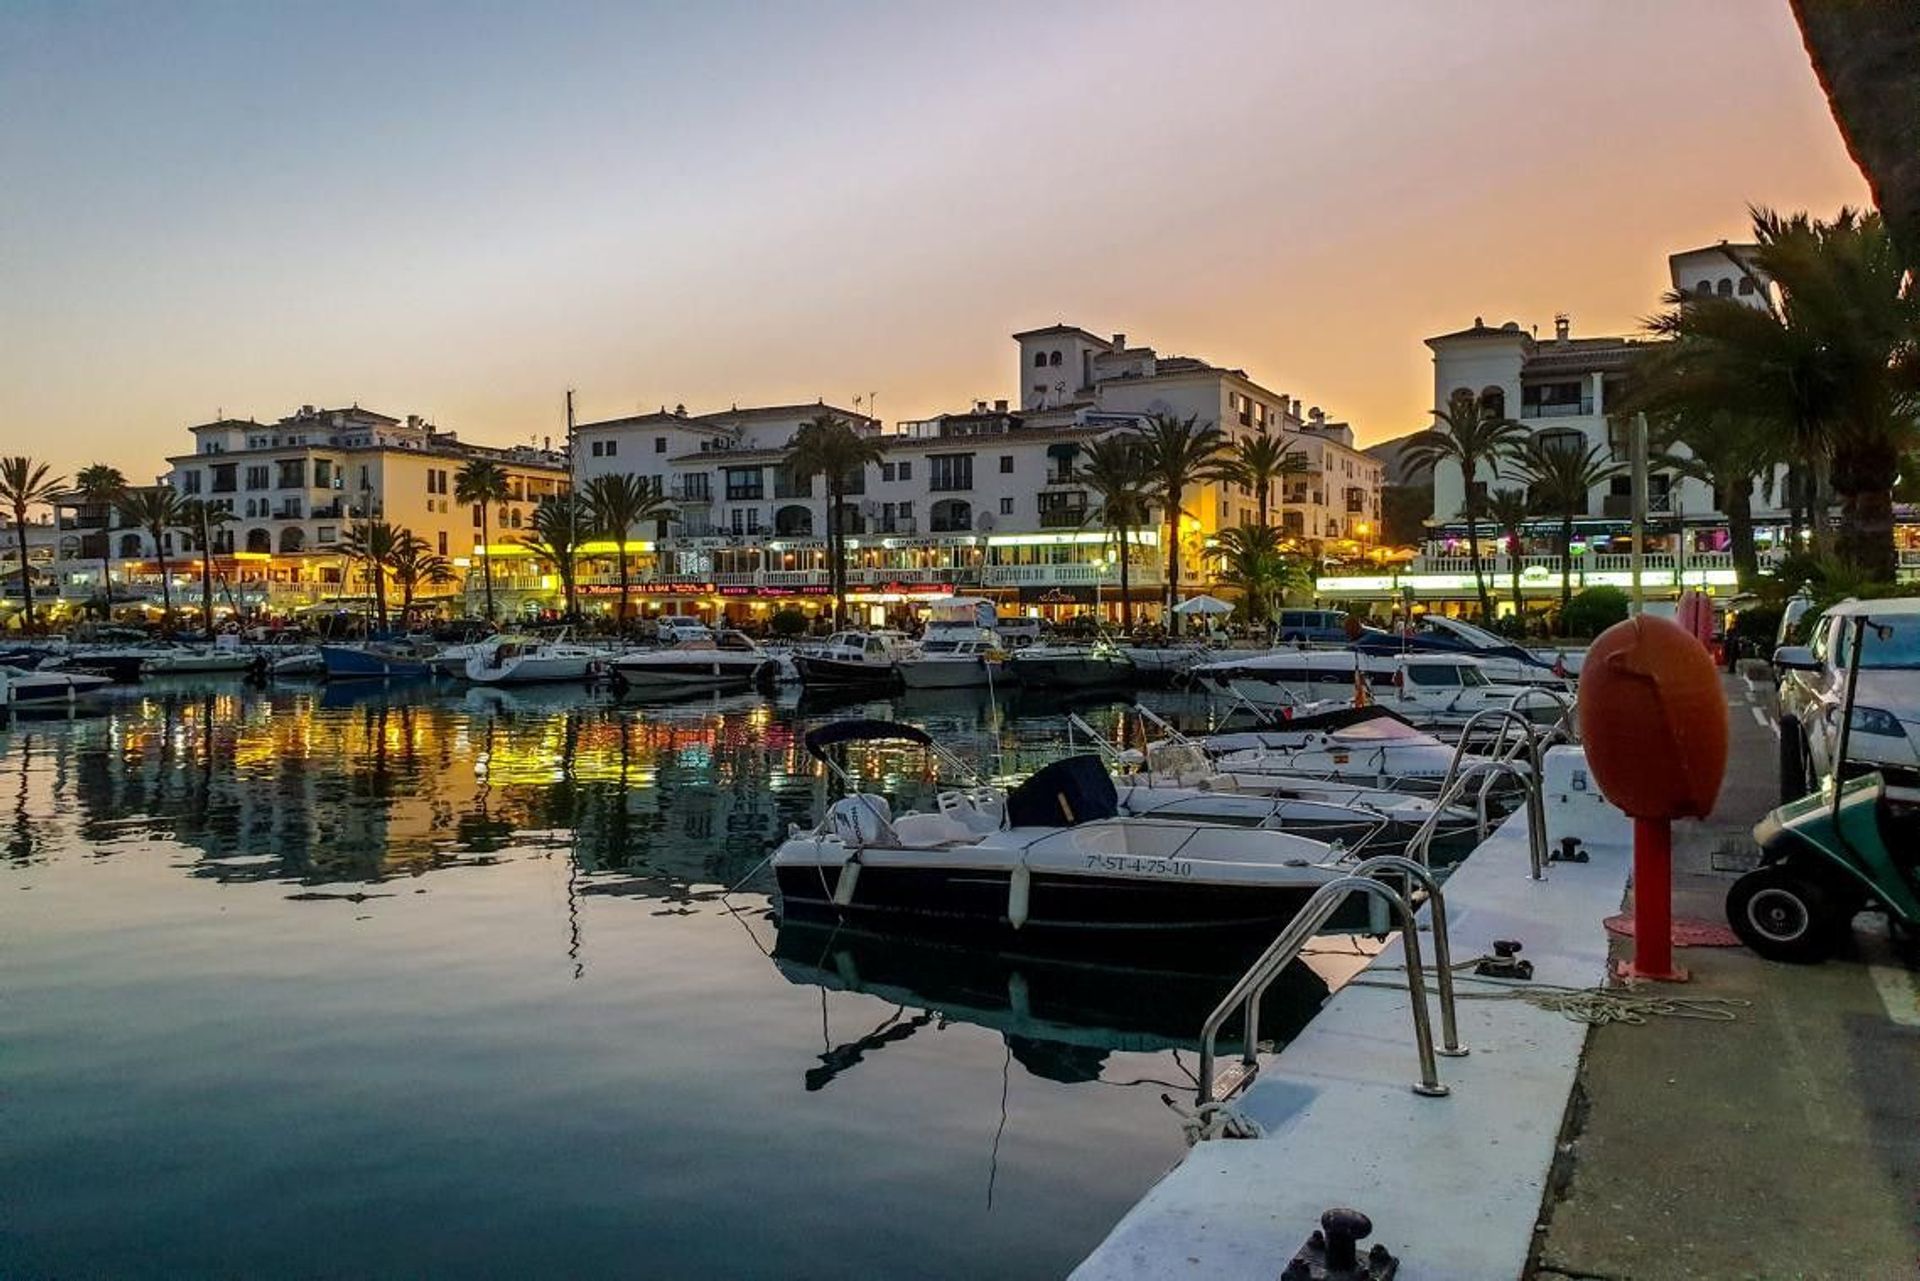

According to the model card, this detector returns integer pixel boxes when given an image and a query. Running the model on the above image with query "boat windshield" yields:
[1425,617,1504,650]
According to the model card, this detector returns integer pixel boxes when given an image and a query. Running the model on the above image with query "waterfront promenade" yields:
[1533,672,1920,1279]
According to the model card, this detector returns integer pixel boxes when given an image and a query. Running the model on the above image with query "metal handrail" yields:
[1197,874,1452,1104]
[1430,708,1549,879]
[1506,686,1577,742]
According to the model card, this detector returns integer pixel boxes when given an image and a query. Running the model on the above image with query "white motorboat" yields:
[1006,638,1134,689]
[895,597,1009,690]
[269,648,325,678]
[1355,615,1576,685]
[897,637,1009,690]
[1196,649,1562,728]
[142,643,257,676]
[792,631,914,687]
[464,635,605,686]
[0,664,113,710]
[611,630,779,693]
[773,720,1348,950]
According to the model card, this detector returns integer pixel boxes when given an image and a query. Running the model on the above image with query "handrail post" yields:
[1353,855,1466,1058]
[1197,875,1450,1104]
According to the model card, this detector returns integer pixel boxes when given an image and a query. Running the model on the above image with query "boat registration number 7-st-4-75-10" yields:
[1081,854,1196,878]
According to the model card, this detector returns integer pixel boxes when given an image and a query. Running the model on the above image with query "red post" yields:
[1626,817,1689,982]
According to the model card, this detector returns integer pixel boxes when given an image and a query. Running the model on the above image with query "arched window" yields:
[1480,387,1506,419]
[119,533,142,557]
[1033,351,1047,368]
[930,498,972,533]
[1737,276,1756,296]
[1048,350,1063,367]
[1716,278,1733,297]
[1695,280,1712,297]
[774,504,813,536]
[246,529,271,554]
[279,527,304,553]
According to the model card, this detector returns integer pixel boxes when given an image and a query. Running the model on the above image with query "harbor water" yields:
[3,679,1358,1279]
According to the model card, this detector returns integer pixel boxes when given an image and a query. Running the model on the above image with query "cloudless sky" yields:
[0,0,1870,482]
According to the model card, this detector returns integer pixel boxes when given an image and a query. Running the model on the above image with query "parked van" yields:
[1275,609,1353,644]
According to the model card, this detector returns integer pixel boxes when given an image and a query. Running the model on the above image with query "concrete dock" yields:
[1074,750,1634,1280]
[1077,674,1920,1279]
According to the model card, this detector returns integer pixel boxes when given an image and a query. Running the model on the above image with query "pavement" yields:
[1531,673,1920,1281]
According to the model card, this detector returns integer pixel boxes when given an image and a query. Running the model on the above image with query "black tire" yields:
[1726,864,1843,964]
[1777,717,1809,803]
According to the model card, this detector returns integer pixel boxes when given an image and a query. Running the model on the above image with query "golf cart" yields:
[1729,612,1920,962]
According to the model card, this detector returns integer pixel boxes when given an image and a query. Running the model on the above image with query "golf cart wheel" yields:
[1777,718,1809,803]
[1726,864,1842,964]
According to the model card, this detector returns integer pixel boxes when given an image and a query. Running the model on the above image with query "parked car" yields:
[1773,597,1920,801]
[1274,608,1355,645]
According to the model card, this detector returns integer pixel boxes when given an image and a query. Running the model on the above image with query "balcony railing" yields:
[1039,508,1089,529]
[1520,400,1594,419]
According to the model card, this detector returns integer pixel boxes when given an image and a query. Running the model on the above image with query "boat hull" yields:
[319,644,430,681]
[464,656,598,685]
[793,654,899,687]
[1008,654,1133,689]
[611,657,774,693]
[775,863,1329,954]
[895,658,1002,690]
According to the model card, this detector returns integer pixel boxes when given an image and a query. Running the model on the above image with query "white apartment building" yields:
[45,405,569,616]
[543,325,1380,625]
[1426,243,1786,545]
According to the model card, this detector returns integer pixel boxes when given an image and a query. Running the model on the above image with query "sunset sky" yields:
[1,0,1871,482]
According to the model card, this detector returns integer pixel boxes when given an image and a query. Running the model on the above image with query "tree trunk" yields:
[1559,513,1575,630]
[1833,468,1899,582]
[157,544,173,631]
[1724,480,1758,586]
[1461,463,1491,624]
[1118,526,1133,630]
[202,551,214,639]
[827,486,844,628]
[373,563,388,634]
[1165,484,1181,634]
[101,546,114,619]
[616,537,630,631]
[480,511,495,620]
[1790,0,1920,273]
[1508,534,1522,632]
[12,521,33,635]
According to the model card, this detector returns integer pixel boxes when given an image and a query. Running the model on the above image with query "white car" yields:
[1774,597,1920,801]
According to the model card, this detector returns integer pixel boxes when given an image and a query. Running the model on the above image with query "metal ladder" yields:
[1406,707,1553,878]
[1197,854,1466,1104]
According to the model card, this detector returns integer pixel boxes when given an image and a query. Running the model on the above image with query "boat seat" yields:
[890,812,978,848]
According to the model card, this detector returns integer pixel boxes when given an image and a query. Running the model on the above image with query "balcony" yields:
[1520,399,1595,419]
[875,518,918,535]
[1039,508,1089,529]
[983,563,1164,588]
[1601,492,1674,518]
[672,482,713,504]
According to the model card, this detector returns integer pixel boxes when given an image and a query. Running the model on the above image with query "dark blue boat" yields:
[318,643,431,681]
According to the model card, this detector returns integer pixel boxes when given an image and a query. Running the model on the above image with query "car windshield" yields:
[1835,615,1920,669]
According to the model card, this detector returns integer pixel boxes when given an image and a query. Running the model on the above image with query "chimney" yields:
[993,398,1008,413]
[974,399,988,413]
[1111,333,1126,350]
[1554,313,1571,342]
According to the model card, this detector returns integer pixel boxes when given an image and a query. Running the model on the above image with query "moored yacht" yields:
[1197,649,1560,728]
[464,634,605,686]
[611,629,779,693]
[772,720,1348,949]
[1006,638,1134,689]
[0,665,114,710]
[792,631,913,687]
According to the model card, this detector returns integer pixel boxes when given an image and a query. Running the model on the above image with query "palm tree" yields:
[1399,389,1528,623]
[1483,487,1532,627]
[1134,412,1230,630]
[1210,524,1302,626]
[1073,435,1155,629]
[1643,208,1919,579]
[1222,428,1309,529]
[522,494,592,623]
[1512,436,1623,631]
[339,521,409,634]
[74,463,127,618]
[117,486,187,631]
[389,533,457,618]
[787,414,885,627]
[0,456,65,635]
[180,499,236,636]
[1790,2,1920,270]
[1629,396,1781,588]
[585,474,676,629]
[454,459,512,620]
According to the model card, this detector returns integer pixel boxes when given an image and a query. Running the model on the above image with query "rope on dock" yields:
[1161,1095,1266,1144]
[1349,967,1751,1027]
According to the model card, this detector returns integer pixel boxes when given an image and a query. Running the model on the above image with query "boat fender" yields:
[1007,864,1031,930]
[832,857,861,907]
[1006,969,1030,1017]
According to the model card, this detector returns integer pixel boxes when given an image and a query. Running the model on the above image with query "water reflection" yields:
[2,678,1333,1279]
[773,919,1333,1091]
